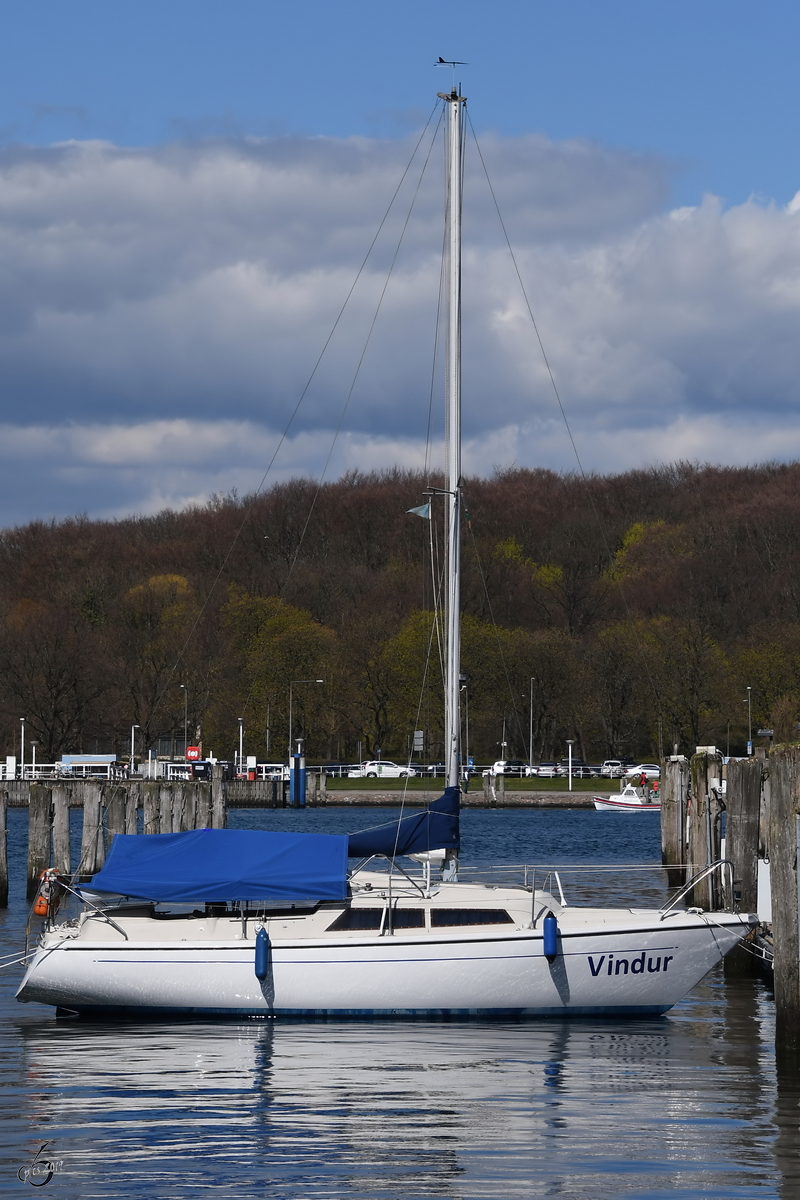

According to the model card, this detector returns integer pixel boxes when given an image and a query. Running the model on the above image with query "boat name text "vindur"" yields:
[587,953,673,977]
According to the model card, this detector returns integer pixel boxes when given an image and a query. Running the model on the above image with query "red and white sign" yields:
[186,745,201,761]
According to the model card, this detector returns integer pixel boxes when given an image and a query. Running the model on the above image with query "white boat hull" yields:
[17,910,753,1018]
[594,787,661,812]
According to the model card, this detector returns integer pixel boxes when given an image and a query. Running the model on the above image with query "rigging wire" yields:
[465,111,665,725]
[145,101,443,734]
[280,107,445,598]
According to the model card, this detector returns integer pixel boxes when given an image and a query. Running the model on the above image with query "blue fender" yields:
[255,927,270,980]
[543,912,559,963]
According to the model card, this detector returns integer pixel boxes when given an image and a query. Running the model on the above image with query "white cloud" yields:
[0,130,798,521]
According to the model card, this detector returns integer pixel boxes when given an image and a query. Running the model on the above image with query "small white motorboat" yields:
[594,785,661,812]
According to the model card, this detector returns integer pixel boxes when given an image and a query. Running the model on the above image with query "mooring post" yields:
[661,756,689,887]
[0,786,8,908]
[105,784,127,843]
[125,781,139,834]
[211,763,226,828]
[142,781,160,833]
[687,752,724,909]
[26,784,52,898]
[51,783,71,875]
[319,770,327,805]
[195,781,211,828]
[159,784,173,834]
[768,745,800,1049]
[78,781,104,874]
[496,772,504,805]
[725,757,761,912]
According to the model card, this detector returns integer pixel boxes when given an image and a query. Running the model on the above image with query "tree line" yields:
[1,461,798,767]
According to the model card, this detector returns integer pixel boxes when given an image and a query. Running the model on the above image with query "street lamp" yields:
[288,679,324,763]
[745,686,752,755]
[180,684,188,758]
[30,741,37,779]
[20,717,25,781]
[529,677,535,770]
[238,717,244,775]
[566,738,575,793]
[130,724,140,772]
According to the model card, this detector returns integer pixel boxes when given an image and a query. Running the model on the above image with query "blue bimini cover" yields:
[87,829,350,903]
[347,786,460,859]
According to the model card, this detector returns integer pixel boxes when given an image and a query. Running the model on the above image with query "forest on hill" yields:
[1,460,799,767]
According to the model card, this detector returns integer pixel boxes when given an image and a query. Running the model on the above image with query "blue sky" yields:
[1,1,800,523]
[1,1,796,207]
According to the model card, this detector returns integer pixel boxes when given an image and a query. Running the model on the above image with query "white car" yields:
[623,763,661,780]
[347,760,416,779]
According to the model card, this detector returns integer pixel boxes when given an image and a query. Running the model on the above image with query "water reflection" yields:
[4,987,778,1200]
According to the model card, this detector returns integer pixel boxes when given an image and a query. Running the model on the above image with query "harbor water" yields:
[0,806,793,1198]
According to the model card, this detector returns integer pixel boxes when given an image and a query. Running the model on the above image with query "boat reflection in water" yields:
[14,978,779,1199]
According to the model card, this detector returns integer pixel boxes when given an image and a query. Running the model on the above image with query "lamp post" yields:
[566,738,574,793]
[238,717,244,776]
[130,724,139,773]
[288,679,324,763]
[746,686,752,755]
[30,741,36,779]
[20,718,25,781]
[529,677,535,770]
[180,685,188,758]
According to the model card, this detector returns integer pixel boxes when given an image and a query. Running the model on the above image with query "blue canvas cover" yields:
[347,786,460,858]
[87,829,350,903]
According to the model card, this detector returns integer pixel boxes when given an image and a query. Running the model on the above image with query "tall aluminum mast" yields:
[439,85,466,792]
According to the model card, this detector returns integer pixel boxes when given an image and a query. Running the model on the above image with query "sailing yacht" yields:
[16,86,756,1019]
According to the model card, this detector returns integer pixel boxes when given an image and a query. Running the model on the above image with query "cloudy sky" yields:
[1,0,800,524]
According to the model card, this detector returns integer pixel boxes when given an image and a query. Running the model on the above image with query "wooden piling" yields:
[195,781,211,828]
[159,785,173,834]
[496,773,504,805]
[79,781,105,875]
[105,784,127,842]
[211,764,226,828]
[51,783,71,875]
[26,784,52,898]
[767,745,800,1048]
[142,782,160,833]
[687,752,724,909]
[319,771,327,805]
[725,757,762,913]
[125,781,139,834]
[0,787,8,908]
[660,757,689,886]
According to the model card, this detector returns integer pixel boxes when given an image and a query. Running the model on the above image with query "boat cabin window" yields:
[391,909,425,928]
[328,908,384,931]
[431,909,514,927]
[328,907,426,931]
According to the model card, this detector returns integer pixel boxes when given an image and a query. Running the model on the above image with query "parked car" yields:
[423,763,446,776]
[623,763,661,780]
[347,760,416,779]
[534,761,561,778]
[559,759,593,779]
[600,759,635,778]
[491,759,529,777]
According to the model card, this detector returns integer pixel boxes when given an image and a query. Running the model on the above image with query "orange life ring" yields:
[32,869,62,918]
